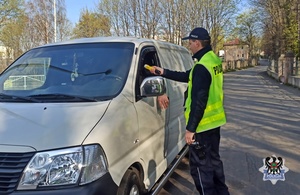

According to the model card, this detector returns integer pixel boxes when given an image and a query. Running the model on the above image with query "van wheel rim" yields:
[129,184,139,195]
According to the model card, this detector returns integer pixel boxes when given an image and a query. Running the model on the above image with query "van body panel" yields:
[82,94,139,185]
[0,145,35,153]
[9,173,118,195]
[134,94,166,188]
[153,42,193,163]
[0,102,109,151]
[131,42,170,188]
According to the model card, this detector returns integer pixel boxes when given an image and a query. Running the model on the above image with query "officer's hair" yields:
[200,40,211,47]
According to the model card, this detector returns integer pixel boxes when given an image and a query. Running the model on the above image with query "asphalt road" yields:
[158,65,300,195]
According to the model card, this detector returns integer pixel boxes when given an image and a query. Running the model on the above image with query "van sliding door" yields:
[134,46,169,188]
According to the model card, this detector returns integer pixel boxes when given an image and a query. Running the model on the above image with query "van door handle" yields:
[134,139,139,144]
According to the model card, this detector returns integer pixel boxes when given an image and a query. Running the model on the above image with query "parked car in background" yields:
[258,58,271,66]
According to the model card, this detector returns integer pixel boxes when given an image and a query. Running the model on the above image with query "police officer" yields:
[149,27,230,195]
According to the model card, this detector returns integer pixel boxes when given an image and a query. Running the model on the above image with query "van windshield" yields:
[0,42,134,102]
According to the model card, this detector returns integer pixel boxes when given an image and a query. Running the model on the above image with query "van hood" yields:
[0,101,110,152]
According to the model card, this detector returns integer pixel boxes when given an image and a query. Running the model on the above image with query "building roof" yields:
[223,38,242,46]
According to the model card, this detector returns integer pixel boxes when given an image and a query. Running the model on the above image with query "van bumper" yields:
[11,173,118,195]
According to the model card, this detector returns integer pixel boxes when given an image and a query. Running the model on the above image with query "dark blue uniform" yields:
[163,46,229,195]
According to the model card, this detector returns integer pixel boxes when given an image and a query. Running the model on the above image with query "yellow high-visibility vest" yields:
[184,51,226,133]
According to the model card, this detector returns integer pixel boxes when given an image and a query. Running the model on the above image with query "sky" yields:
[65,0,250,25]
[65,0,98,25]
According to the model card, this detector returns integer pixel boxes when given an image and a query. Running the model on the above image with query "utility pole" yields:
[297,0,300,75]
[53,0,57,42]
[298,0,300,57]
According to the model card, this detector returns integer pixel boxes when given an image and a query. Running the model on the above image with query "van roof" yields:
[37,36,171,48]
[34,36,190,55]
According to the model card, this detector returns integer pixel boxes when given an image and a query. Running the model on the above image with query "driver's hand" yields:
[157,94,169,109]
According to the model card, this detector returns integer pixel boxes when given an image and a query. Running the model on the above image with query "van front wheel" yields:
[117,167,146,195]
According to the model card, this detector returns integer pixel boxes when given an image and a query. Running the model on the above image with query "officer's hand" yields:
[185,130,195,145]
[150,66,164,75]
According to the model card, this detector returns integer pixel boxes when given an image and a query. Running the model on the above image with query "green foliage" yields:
[0,0,72,63]
[0,0,24,27]
[282,2,298,54]
[0,15,27,59]
[250,0,299,58]
[235,9,262,58]
[7,0,298,64]
[0,0,25,64]
[72,9,111,38]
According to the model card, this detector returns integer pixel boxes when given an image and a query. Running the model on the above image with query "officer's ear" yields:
[196,40,202,47]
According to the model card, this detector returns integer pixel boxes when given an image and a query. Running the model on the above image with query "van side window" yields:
[135,47,161,101]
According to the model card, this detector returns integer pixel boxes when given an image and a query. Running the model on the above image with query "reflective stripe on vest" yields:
[184,51,226,133]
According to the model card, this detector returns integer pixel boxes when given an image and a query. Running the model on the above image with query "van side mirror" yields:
[140,76,166,97]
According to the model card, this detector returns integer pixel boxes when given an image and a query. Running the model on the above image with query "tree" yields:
[0,0,23,28]
[24,0,71,47]
[54,0,72,41]
[0,0,71,64]
[72,9,111,38]
[97,0,163,39]
[96,0,122,36]
[0,15,27,59]
[96,0,240,54]
[202,0,239,53]
[0,0,24,68]
[236,9,262,60]
[250,0,299,59]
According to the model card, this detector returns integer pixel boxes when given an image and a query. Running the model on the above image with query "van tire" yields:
[117,167,146,195]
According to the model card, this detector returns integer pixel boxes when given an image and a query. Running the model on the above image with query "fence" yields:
[269,56,300,77]
[222,58,257,72]
[267,53,300,89]
[4,75,45,90]
[292,58,300,76]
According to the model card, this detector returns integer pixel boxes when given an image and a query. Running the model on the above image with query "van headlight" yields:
[17,145,108,190]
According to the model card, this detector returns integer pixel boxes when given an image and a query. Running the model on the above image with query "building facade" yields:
[223,38,249,61]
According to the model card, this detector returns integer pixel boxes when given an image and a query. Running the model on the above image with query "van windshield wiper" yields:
[48,65,112,76]
[81,69,112,76]
[28,93,98,102]
[0,93,40,102]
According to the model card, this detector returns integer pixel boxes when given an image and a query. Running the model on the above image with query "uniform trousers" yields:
[189,127,230,195]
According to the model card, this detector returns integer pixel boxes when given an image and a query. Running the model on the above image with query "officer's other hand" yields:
[185,130,195,145]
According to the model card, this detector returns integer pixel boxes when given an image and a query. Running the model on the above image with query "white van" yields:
[0,37,193,195]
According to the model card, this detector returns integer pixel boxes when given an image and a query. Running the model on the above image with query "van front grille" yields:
[0,152,35,194]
